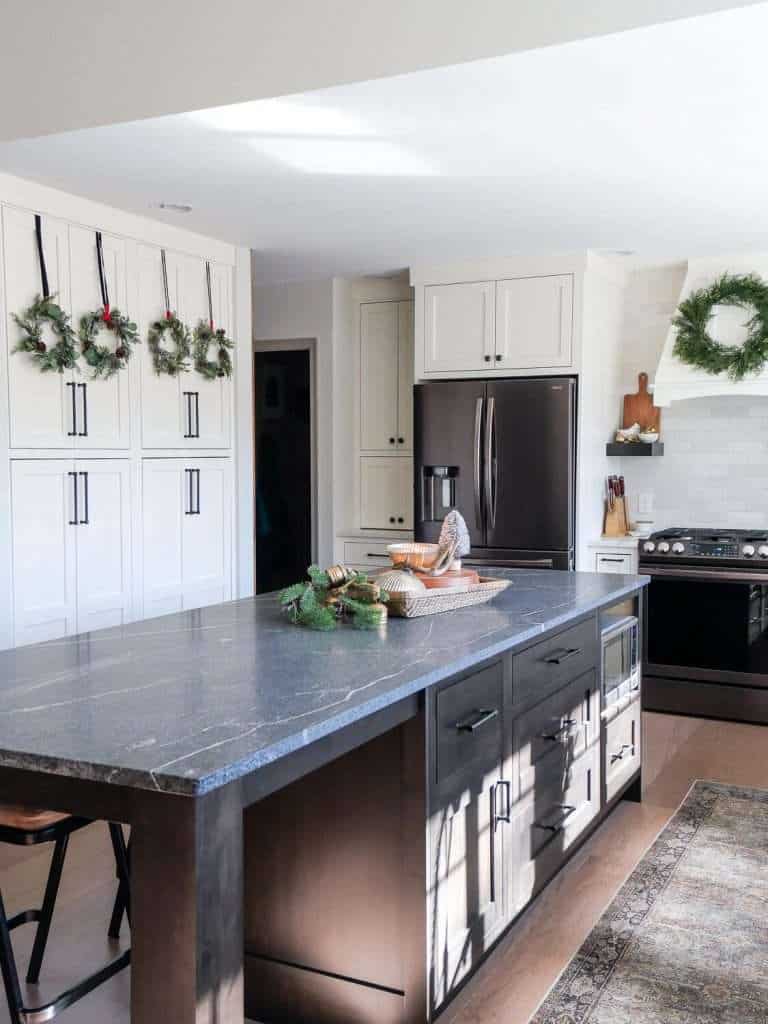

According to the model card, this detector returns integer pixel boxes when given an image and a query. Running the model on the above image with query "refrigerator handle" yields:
[473,397,484,530]
[484,396,496,531]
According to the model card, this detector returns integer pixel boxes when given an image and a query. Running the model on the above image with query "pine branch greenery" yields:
[278,565,388,631]
[672,273,768,381]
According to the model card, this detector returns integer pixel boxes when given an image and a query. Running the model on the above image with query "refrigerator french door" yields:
[414,378,576,570]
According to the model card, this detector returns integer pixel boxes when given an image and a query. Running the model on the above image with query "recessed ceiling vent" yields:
[152,202,193,214]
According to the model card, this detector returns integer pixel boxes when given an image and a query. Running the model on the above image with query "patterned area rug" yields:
[531,781,768,1024]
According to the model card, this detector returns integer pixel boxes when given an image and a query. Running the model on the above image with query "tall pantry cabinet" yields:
[1,196,239,650]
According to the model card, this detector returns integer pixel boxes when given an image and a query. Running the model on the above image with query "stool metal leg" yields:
[0,886,24,1024]
[107,825,130,939]
[26,834,68,985]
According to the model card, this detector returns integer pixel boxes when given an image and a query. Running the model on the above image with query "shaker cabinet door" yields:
[397,300,414,451]
[181,458,232,610]
[74,460,133,634]
[495,274,573,369]
[424,281,494,374]
[3,207,75,449]
[360,302,399,453]
[69,226,131,449]
[11,460,77,645]
[360,457,412,530]
[141,459,185,616]
[138,245,186,449]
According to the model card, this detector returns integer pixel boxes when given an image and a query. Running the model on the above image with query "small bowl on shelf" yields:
[638,431,659,444]
[387,542,440,571]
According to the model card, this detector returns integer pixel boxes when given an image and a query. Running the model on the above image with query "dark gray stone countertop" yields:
[0,570,647,796]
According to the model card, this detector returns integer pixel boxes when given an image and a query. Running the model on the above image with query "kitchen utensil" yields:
[622,372,661,432]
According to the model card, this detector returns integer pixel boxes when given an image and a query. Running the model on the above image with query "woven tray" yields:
[386,577,510,618]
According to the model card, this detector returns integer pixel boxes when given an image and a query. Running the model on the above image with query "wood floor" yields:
[0,712,765,1024]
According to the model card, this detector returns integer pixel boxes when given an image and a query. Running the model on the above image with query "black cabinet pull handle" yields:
[544,647,582,665]
[610,743,632,764]
[483,354,491,362]
[193,392,200,438]
[78,471,89,524]
[397,437,404,444]
[397,516,404,524]
[194,468,201,514]
[540,718,577,742]
[495,354,502,362]
[68,471,78,525]
[389,516,396,523]
[389,437,395,444]
[184,468,193,514]
[66,381,77,436]
[534,804,576,835]
[77,383,88,436]
[183,392,193,438]
[494,780,512,826]
[455,707,498,733]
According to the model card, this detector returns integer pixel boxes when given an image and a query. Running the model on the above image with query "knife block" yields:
[603,496,630,537]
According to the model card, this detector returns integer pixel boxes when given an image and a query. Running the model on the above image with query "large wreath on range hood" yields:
[672,272,768,381]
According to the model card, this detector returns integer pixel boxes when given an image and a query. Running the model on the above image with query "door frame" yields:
[253,338,318,571]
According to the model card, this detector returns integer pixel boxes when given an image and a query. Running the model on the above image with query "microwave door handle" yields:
[473,397,484,530]
[485,396,496,532]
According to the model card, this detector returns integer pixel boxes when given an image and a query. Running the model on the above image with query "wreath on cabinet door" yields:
[672,273,768,381]
[78,231,139,379]
[192,262,233,380]
[147,249,191,376]
[12,215,78,373]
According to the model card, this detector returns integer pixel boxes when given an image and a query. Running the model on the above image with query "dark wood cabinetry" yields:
[242,608,641,1024]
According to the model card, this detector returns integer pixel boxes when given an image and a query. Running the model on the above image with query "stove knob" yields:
[743,544,756,557]
[657,541,670,553]
[759,545,768,558]
[643,541,656,553]
[672,542,685,554]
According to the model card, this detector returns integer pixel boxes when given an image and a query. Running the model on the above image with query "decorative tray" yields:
[386,577,510,619]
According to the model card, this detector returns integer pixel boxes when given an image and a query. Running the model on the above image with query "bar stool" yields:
[0,805,131,1024]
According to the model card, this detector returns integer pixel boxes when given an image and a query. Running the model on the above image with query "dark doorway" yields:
[254,348,313,593]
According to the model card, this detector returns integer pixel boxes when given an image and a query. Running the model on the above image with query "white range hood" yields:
[653,254,768,407]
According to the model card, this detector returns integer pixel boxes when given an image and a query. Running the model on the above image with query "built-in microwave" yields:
[601,613,640,708]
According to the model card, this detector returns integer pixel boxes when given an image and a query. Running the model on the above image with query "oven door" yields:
[644,565,768,686]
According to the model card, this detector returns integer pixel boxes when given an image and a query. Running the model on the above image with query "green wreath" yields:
[672,273,768,381]
[12,294,78,373]
[79,307,139,379]
[193,321,233,380]
[147,313,191,376]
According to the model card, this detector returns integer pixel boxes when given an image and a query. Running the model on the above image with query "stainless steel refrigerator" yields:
[414,377,576,570]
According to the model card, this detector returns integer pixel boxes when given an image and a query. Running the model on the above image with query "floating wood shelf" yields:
[606,442,664,457]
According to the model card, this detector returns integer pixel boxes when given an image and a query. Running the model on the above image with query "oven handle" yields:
[643,566,768,584]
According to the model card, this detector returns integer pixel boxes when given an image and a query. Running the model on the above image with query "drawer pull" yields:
[534,804,575,835]
[455,707,499,733]
[540,718,577,742]
[494,780,512,826]
[544,647,582,665]
[610,744,632,764]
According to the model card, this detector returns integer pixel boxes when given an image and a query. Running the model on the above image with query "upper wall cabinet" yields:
[424,282,494,374]
[4,208,75,449]
[139,246,231,449]
[496,275,573,369]
[360,300,413,453]
[414,264,578,380]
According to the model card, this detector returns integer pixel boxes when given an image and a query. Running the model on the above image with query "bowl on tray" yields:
[386,542,440,570]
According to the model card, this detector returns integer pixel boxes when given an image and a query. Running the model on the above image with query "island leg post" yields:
[130,784,244,1023]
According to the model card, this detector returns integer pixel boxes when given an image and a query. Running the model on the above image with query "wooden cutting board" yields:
[622,372,661,431]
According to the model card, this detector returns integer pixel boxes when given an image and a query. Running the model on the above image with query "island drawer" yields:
[604,699,641,803]
[511,744,600,912]
[512,616,598,707]
[435,661,503,785]
[514,669,599,798]
[342,540,391,568]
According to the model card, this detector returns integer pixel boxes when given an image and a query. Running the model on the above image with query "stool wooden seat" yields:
[0,807,130,1024]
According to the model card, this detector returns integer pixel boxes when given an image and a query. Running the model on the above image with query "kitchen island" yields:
[0,569,647,1024]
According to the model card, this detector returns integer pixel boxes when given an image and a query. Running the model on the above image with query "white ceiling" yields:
[1,4,768,285]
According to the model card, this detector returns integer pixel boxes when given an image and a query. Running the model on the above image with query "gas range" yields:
[639,528,768,569]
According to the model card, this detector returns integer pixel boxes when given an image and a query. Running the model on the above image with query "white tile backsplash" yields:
[618,264,768,531]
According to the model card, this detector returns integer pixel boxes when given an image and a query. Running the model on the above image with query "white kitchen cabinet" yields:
[10,458,132,646]
[68,226,131,449]
[3,208,75,449]
[139,247,231,450]
[495,275,573,369]
[142,458,232,618]
[360,457,413,531]
[424,282,494,374]
[360,300,414,453]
